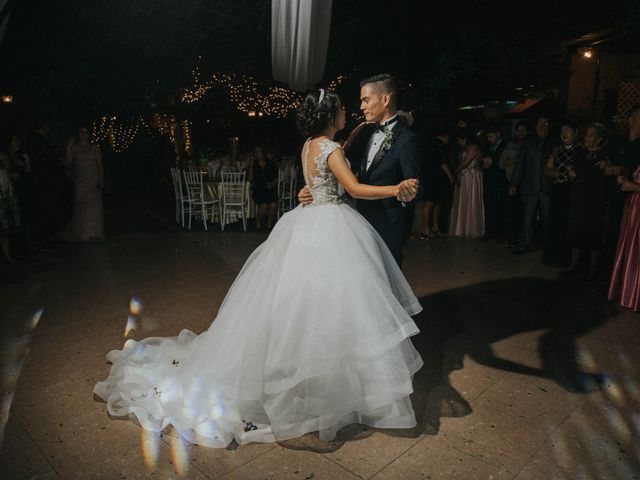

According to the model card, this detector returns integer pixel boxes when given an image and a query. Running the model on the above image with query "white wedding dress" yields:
[94,139,423,447]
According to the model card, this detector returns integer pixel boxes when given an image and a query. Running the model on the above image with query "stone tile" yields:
[372,437,511,480]
[26,408,141,474]
[448,355,506,402]
[64,442,210,480]
[12,344,86,391]
[222,443,361,480]
[555,393,636,451]
[162,427,277,479]
[12,375,98,430]
[474,372,582,432]
[296,427,423,479]
[435,401,549,475]
[0,416,59,479]
[515,433,640,480]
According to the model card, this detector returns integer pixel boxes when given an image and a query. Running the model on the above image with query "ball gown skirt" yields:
[94,202,423,447]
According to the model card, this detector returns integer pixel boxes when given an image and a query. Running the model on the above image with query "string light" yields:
[182,67,347,118]
[91,68,349,153]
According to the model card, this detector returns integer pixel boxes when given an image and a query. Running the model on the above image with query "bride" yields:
[94,89,424,447]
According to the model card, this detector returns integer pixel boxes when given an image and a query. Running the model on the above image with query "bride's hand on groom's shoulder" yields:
[344,121,374,150]
[397,110,414,127]
[298,186,313,207]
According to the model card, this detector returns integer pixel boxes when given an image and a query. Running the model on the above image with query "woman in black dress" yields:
[421,128,454,239]
[248,146,278,230]
[564,123,610,279]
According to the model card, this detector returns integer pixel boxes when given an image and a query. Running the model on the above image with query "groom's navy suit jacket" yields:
[347,120,424,265]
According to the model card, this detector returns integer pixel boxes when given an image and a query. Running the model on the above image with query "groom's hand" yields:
[298,186,314,206]
[397,179,419,203]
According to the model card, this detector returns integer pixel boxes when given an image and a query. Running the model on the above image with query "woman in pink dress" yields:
[608,165,640,311]
[449,128,485,238]
[62,126,104,241]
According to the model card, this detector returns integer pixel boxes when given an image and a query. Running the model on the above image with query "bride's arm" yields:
[327,148,415,200]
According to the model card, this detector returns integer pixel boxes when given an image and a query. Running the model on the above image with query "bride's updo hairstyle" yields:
[296,89,341,137]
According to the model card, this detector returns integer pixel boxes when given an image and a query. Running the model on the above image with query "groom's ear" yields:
[382,93,391,109]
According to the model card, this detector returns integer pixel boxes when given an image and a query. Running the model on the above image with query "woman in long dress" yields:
[608,165,640,311]
[564,123,609,279]
[449,128,485,237]
[94,89,423,448]
[62,126,104,241]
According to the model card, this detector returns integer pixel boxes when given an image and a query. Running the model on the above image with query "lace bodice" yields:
[303,138,344,206]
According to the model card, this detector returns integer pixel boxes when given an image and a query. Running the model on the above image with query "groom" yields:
[299,74,423,266]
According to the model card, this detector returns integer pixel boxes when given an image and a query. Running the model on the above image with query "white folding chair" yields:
[220,171,247,231]
[277,166,297,218]
[183,170,220,231]
[170,168,190,227]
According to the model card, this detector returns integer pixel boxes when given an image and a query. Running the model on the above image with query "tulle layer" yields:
[94,203,423,447]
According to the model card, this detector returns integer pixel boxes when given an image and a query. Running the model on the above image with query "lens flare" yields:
[576,346,596,371]
[169,430,190,476]
[27,308,44,331]
[140,428,161,471]
[605,404,631,444]
[130,297,143,315]
[601,375,626,408]
[124,314,137,338]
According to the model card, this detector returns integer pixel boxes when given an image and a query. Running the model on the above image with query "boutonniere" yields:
[380,128,396,153]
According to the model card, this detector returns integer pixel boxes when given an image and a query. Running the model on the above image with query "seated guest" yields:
[543,120,580,266]
[248,145,278,230]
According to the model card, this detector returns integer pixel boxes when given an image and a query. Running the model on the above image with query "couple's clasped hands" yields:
[298,178,420,206]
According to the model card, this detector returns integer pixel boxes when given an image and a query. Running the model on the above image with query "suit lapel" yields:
[364,122,401,180]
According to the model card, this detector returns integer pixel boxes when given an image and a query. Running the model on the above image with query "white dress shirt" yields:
[365,114,399,171]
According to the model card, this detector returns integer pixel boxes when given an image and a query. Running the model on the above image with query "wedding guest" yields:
[0,151,20,263]
[510,116,557,254]
[248,145,278,230]
[500,121,529,247]
[608,164,640,311]
[7,135,34,255]
[421,127,454,239]
[543,120,581,266]
[449,128,485,238]
[602,106,640,276]
[29,117,62,249]
[62,126,105,242]
[481,123,508,240]
[564,123,610,279]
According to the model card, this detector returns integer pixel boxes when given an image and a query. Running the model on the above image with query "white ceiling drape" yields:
[271,0,332,92]
[0,0,10,46]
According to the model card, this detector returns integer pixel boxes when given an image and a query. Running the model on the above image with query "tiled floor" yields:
[1,207,639,479]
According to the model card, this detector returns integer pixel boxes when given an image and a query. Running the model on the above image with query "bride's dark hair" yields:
[296,89,341,137]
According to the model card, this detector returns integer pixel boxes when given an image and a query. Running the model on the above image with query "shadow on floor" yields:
[287,275,609,453]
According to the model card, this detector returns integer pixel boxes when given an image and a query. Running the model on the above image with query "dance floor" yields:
[1,206,639,479]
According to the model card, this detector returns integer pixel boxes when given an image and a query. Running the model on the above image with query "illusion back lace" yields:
[302,138,343,206]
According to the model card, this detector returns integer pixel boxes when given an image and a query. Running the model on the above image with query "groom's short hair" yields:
[360,74,398,107]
